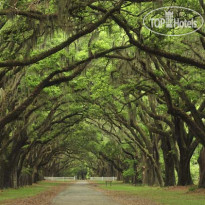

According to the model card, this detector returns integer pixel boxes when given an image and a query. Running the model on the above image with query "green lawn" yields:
[97,181,205,205]
[0,181,63,203]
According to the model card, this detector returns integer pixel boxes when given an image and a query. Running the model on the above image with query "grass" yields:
[0,181,64,203]
[97,181,205,205]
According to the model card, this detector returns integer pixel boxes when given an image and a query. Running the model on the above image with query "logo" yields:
[143,6,204,36]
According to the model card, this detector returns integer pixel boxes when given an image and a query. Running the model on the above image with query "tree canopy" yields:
[0,0,205,189]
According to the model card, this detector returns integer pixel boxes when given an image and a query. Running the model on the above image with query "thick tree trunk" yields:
[132,161,139,185]
[177,152,193,186]
[164,157,175,186]
[2,161,19,188]
[117,170,122,181]
[198,147,205,188]
[3,163,12,188]
[161,136,176,186]
[0,159,6,189]
[174,117,193,186]
[19,173,32,187]
[142,156,158,186]
[142,160,154,185]
[123,176,130,183]
[32,166,39,183]
[11,168,18,189]
[0,160,16,188]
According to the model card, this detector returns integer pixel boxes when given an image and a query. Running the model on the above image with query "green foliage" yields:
[123,168,135,178]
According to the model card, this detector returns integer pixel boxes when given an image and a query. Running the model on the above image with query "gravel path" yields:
[52,181,120,205]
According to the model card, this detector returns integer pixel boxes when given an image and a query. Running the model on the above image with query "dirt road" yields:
[52,181,120,205]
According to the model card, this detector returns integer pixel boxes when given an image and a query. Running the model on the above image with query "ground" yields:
[53,181,120,205]
[1,181,205,205]
[95,181,205,205]
[90,182,159,205]
[0,182,68,205]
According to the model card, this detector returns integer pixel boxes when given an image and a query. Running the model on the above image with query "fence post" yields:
[102,176,104,181]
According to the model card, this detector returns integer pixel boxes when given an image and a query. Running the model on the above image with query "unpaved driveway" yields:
[52,181,120,205]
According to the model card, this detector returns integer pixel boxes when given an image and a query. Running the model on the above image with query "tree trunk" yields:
[161,136,176,186]
[123,176,130,183]
[32,166,39,183]
[117,170,122,181]
[11,167,18,189]
[142,156,156,186]
[198,147,205,188]
[0,159,6,189]
[177,152,193,185]
[174,117,193,186]
[132,161,139,185]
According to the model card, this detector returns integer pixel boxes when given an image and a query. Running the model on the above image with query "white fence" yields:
[90,177,117,181]
[44,177,76,181]
[44,176,117,181]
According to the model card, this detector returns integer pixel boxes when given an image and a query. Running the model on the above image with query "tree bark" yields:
[142,155,160,186]
[174,117,194,186]
[0,159,6,189]
[198,147,205,188]
[161,136,176,186]
[177,155,193,186]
